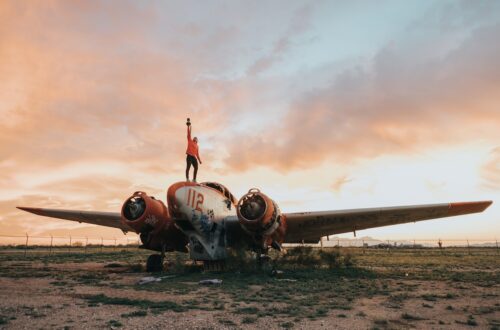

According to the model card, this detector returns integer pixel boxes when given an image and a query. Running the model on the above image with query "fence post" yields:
[69,236,72,253]
[362,239,365,254]
[114,238,117,251]
[49,235,53,256]
[100,237,103,253]
[496,239,498,255]
[85,237,88,254]
[467,239,470,255]
[24,233,29,258]
[320,237,323,250]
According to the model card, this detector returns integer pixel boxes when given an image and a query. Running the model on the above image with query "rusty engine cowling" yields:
[236,188,287,250]
[121,191,173,250]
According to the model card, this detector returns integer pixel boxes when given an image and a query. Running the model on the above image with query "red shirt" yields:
[186,127,200,160]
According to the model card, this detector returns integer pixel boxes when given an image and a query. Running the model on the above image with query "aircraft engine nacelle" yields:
[237,188,287,249]
[121,191,171,235]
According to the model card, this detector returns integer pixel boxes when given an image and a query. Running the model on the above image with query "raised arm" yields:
[187,125,191,140]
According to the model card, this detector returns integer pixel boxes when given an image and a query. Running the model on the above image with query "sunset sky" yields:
[0,0,498,243]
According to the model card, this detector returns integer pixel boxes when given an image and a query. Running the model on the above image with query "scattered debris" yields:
[137,275,176,285]
[138,276,162,285]
[277,279,297,282]
[160,275,177,280]
[270,269,284,277]
[199,279,223,285]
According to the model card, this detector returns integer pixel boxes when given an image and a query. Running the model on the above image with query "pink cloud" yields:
[481,147,500,190]
[224,23,500,172]
[0,1,498,239]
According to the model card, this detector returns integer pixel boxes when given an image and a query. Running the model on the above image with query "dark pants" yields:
[186,155,198,181]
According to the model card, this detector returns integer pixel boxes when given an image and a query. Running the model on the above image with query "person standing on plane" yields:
[185,118,202,182]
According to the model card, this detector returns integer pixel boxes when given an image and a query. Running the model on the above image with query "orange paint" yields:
[166,181,198,217]
[236,189,287,249]
[120,191,170,234]
[448,201,493,216]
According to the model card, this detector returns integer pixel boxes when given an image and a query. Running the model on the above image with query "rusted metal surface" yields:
[236,188,287,250]
[166,181,237,261]
[120,190,187,252]
[284,201,493,243]
[16,206,129,231]
[17,182,493,264]
[448,201,492,216]
[120,191,170,234]
[166,181,197,218]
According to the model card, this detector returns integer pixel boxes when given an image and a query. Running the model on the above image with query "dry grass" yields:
[0,247,498,328]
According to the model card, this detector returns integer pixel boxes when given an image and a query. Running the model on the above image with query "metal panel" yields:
[284,201,492,243]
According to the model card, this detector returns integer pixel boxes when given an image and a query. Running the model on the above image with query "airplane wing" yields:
[16,207,131,232]
[284,201,493,243]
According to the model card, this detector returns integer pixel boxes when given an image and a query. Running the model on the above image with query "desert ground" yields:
[0,246,498,329]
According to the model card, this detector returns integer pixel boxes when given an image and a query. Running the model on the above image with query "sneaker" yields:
[193,179,197,183]
[186,179,190,182]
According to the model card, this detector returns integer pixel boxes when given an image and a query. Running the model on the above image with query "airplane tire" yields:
[146,254,164,272]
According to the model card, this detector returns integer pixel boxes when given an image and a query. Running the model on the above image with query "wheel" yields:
[146,254,164,272]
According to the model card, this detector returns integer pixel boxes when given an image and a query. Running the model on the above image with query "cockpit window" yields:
[201,182,224,194]
[228,193,236,204]
[201,182,237,204]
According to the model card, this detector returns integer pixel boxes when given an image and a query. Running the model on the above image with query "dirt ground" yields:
[0,247,498,329]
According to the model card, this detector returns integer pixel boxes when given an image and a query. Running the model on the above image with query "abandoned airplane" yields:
[18,181,492,271]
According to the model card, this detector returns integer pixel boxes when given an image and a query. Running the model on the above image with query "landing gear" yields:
[146,243,167,272]
[146,254,164,272]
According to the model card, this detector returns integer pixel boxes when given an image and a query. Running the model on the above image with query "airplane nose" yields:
[166,182,185,217]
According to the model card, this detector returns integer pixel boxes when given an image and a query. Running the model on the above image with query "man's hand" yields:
[199,160,202,165]
[186,118,191,126]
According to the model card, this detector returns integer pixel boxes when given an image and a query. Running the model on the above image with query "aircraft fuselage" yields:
[166,182,239,261]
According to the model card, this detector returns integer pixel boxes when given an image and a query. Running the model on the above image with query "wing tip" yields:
[16,206,43,214]
[448,200,493,216]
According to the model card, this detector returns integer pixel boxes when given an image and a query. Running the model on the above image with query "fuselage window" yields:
[201,182,237,205]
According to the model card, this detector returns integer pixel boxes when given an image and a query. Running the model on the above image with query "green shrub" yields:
[226,246,256,272]
[319,249,341,269]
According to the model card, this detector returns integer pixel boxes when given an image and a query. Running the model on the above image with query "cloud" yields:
[481,147,500,191]
[246,3,315,76]
[331,175,353,193]
[0,1,498,239]
[0,1,240,178]
[0,1,324,187]
[224,21,500,171]
[0,1,295,238]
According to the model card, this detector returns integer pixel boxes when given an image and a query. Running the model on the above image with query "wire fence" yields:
[316,237,499,256]
[0,234,141,257]
[0,234,498,257]
[318,236,499,249]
